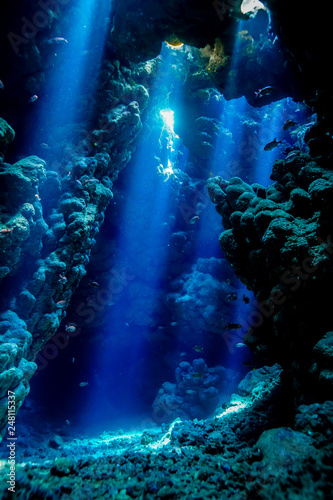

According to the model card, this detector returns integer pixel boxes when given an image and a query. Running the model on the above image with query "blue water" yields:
[22,27,311,431]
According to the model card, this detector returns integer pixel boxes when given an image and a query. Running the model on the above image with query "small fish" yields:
[242,294,250,304]
[40,143,50,149]
[0,228,13,234]
[285,150,300,162]
[89,280,100,288]
[29,95,38,103]
[189,215,199,224]
[193,345,204,353]
[0,80,4,90]
[226,292,237,302]
[65,324,76,333]
[84,178,100,184]
[225,279,232,285]
[283,119,298,130]
[264,138,282,151]
[180,352,186,357]
[79,382,88,387]
[124,322,130,327]
[235,342,246,348]
[35,194,42,201]
[58,274,67,285]
[255,86,274,98]
[65,419,70,426]
[72,357,75,363]
[209,172,213,177]
[46,37,69,46]
[225,322,242,330]
[56,300,67,308]
[192,372,203,379]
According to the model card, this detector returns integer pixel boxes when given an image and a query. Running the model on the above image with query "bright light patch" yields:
[165,35,184,48]
[166,41,184,48]
[215,400,248,419]
[160,109,175,132]
[241,0,265,14]
[158,159,174,182]
[149,417,182,450]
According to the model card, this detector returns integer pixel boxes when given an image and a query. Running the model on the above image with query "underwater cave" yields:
[0,0,333,498]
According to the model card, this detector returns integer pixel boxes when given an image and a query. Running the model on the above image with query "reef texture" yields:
[0,365,332,499]
[152,359,237,422]
[0,0,332,445]
[0,2,153,438]
[207,141,333,402]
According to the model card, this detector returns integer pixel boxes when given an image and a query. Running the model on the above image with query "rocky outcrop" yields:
[207,145,333,402]
[0,19,153,438]
[152,358,237,423]
[0,118,15,157]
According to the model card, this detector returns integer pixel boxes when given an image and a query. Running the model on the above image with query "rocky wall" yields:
[0,1,154,439]
[207,142,333,402]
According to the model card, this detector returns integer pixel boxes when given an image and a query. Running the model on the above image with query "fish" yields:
[72,357,75,363]
[242,294,250,304]
[65,419,70,426]
[0,228,13,234]
[40,143,50,149]
[46,37,69,46]
[235,342,247,348]
[89,280,100,288]
[225,322,242,330]
[189,215,200,224]
[56,300,67,308]
[35,194,42,201]
[225,279,232,285]
[0,80,4,90]
[65,324,77,333]
[283,119,298,130]
[226,293,237,302]
[58,274,67,284]
[79,382,88,387]
[192,372,203,379]
[180,352,187,357]
[254,86,274,98]
[84,178,100,184]
[264,138,282,151]
[285,150,300,162]
[193,345,204,353]
[29,95,38,103]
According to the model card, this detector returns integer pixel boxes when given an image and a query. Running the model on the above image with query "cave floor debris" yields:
[1,387,332,500]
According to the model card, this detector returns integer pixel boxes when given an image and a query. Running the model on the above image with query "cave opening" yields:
[1,0,332,496]
[24,17,312,433]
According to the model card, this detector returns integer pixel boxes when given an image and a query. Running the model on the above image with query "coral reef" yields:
[0,5,332,498]
[152,358,236,422]
[0,366,331,499]
[207,145,333,401]
[0,4,152,437]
